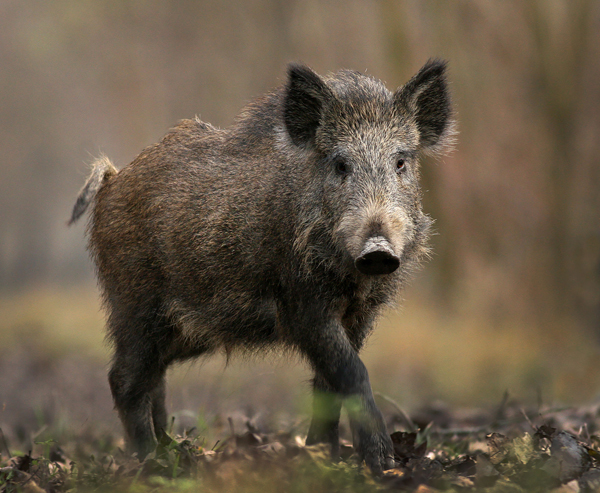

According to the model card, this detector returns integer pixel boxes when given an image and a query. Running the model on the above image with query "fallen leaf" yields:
[487,433,510,464]
[513,433,535,464]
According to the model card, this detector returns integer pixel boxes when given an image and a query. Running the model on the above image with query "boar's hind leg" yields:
[107,325,170,458]
[305,373,342,457]
[150,376,168,439]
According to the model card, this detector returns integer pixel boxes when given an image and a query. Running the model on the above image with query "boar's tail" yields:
[68,155,117,226]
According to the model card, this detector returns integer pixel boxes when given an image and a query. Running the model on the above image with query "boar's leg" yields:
[108,331,169,458]
[150,375,168,439]
[283,303,394,474]
[305,373,342,457]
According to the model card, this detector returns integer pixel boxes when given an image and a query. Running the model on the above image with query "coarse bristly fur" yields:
[69,59,455,474]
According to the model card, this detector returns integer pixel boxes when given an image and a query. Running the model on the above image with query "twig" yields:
[579,423,591,444]
[373,392,417,432]
[493,390,510,425]
[228,417,235,438]
[31,424,48,441]
[520,408,535,431]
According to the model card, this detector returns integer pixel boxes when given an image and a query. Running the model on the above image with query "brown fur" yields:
[70,60,454,473]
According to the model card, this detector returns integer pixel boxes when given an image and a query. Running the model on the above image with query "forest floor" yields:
[1,287,600,491]
[1,396,600,492]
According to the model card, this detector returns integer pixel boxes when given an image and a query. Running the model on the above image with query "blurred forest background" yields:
[1,0,599,444]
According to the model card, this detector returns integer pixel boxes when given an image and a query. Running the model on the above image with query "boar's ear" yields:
[395,59,455,154]
[284,63,334,147]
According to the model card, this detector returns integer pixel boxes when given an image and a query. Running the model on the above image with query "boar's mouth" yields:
[354,236,400,276]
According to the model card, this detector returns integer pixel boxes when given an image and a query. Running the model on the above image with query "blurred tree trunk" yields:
[525,0,599,328]
[379,0,600,332]
[378,0,459,304]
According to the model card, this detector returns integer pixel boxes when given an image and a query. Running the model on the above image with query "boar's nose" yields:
[355,236,400,276]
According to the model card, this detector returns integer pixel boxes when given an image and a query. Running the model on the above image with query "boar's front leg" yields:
[284,304,394,473]
[305,373,342,457]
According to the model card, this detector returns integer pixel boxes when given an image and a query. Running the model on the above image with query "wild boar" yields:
[70,60,454,472]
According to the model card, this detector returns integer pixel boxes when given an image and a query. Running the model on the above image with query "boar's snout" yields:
[354,236,400,276]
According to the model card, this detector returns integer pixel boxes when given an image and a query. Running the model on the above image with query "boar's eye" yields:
[334,159,350,176]
[396,158,406,174]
